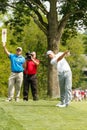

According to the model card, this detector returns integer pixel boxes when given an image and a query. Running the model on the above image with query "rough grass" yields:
[0,98,87,130]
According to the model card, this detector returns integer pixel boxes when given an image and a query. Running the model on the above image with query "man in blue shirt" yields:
[3,45,25,102]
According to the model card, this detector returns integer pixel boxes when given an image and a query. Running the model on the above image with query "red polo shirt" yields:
[24,59,39,75]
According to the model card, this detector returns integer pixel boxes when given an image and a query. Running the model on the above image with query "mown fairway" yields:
[0,98,87,130]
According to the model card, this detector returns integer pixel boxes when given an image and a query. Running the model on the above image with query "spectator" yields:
[23,51,40,101]
[3,45,25,102]
[74,89,82,101]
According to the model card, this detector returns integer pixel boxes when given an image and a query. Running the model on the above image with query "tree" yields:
[83,34,87,53]
[0,0,87,97]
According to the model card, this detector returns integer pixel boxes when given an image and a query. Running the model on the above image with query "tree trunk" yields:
[46,0,59,97]
[47,36,60,98]
[47,61,60,98]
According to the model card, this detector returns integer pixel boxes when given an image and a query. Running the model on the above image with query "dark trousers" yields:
[23,74,38,101]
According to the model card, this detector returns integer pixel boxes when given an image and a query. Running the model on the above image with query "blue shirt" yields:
[9,53,25,72]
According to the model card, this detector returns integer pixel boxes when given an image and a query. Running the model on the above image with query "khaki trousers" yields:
[8,72,23,99]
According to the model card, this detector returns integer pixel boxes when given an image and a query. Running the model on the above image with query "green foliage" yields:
[60,0,87,29]
[82,34,87,53]
[0,42,9,96]
[0,0,87,35]
[0,0,7,13]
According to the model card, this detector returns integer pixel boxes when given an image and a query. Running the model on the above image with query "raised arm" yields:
[31,58,40,66]
[31,52,40,66]
[3,44,10,56]
[57,50,70,62]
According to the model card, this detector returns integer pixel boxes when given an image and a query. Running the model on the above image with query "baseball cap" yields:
[46,50,53,55]
[16,47,22,51]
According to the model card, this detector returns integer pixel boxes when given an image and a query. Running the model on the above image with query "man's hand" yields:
[57,50,70,62]
[65,50,71,56]
[2,43,6,47]
[31,57,39,65]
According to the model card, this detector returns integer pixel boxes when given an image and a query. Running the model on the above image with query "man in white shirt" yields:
[47,50,72,107]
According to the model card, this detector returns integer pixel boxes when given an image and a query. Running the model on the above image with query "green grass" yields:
[0,98,87,130]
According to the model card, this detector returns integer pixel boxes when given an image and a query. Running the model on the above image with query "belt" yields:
[12,71,22,73]
[24,74,36,77]
[27,74,36,76]
[59,70,69,73]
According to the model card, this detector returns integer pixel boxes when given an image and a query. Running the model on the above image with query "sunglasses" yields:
[16,49,21,51]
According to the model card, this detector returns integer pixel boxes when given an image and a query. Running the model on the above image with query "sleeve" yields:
[9,53,14,59]
[50,57,57,65]
[23,57,25,63]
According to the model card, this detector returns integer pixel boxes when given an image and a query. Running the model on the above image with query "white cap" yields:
[16,47,22,51]
[46,50,53,55]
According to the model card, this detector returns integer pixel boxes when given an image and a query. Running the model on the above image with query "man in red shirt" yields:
[23,52,40,101]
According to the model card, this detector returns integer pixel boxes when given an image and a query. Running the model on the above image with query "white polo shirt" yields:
[50,52,71,73]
